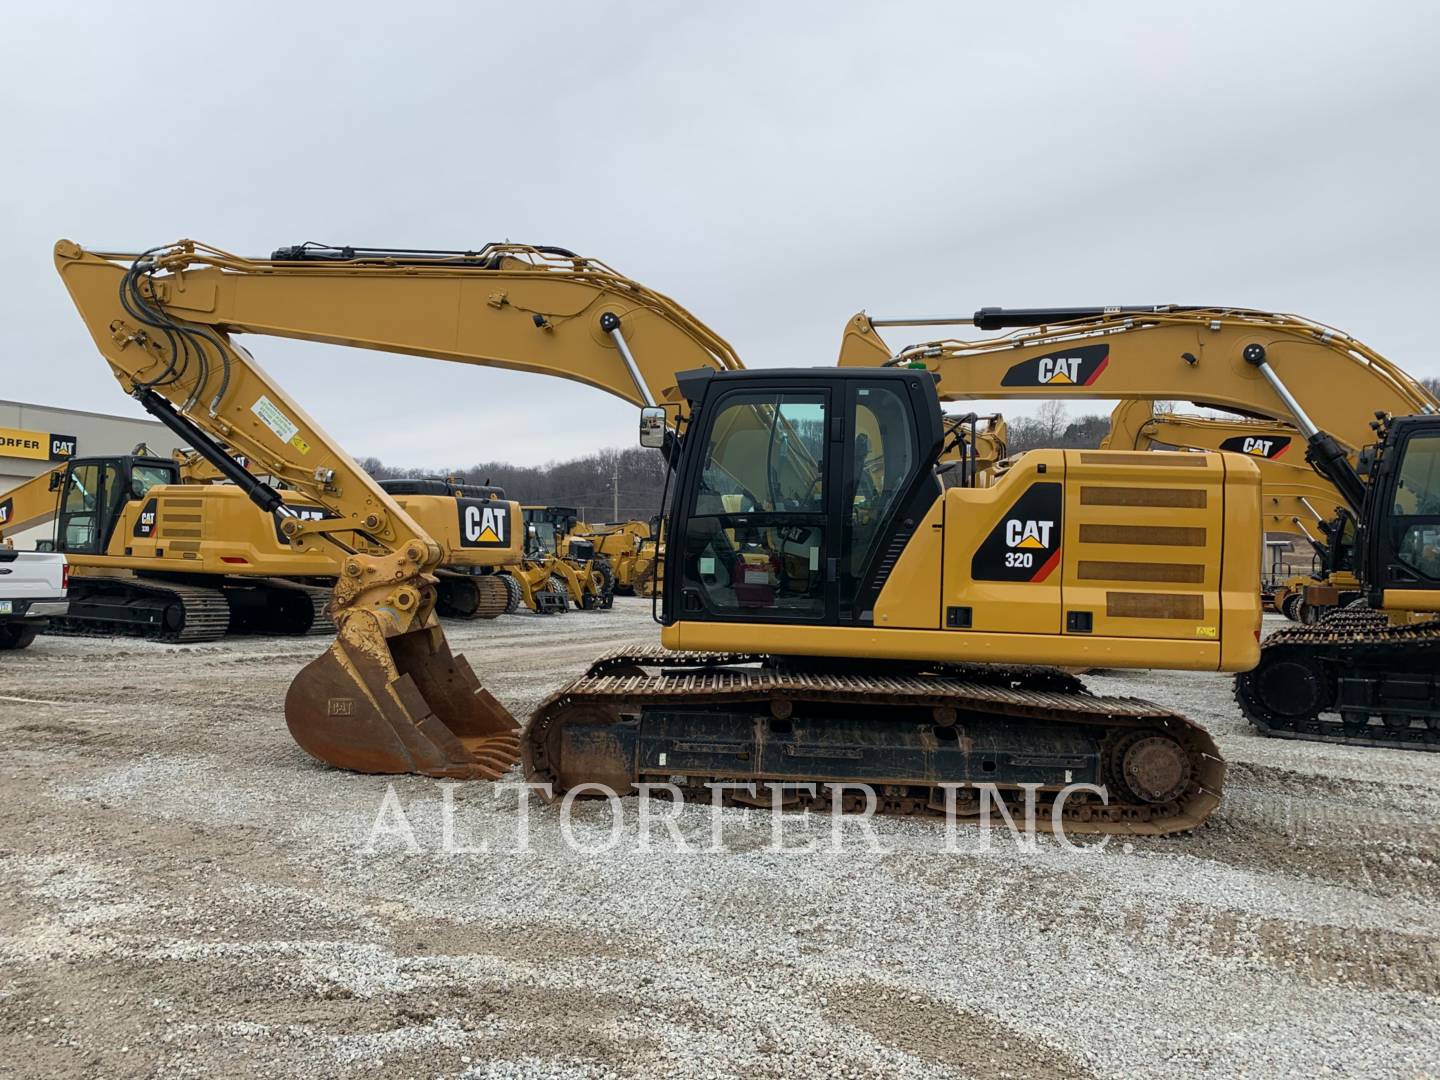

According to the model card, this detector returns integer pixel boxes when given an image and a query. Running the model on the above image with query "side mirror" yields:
[48,471,64,492]
[639,407,667,449]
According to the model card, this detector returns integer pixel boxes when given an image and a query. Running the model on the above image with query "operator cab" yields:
[657,367,944,627]
[1364,416,1440,602]
[522,506,581,557]
[53,455,180,555]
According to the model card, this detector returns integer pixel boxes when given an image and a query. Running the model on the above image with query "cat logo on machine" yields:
[132,498,159,539]
[272,504,338,545]
[972,482,1063,582]
[1000,344,1109,388]
[0,497,11,529]
[459,498,510,548]
[1006,518,1055,550]
[1219,434,1291,460]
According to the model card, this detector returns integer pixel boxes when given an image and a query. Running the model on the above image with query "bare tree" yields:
[1035,400,1068,442]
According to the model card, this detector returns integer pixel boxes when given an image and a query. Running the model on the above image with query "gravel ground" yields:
[1,603,1437,1079]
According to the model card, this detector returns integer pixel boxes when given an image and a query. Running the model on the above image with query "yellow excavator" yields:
[838,307,1436,446]
[368,480,587,618]
[55,238,1276,833]
[0,436,524,638]
[844,310,1438,634]
[837,305,1440,750]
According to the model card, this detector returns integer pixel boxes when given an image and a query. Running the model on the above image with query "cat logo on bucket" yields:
[1219,434,1291,460]
[459,498,510,549]
[1001,344,1109,387]
[972,482,1063,583]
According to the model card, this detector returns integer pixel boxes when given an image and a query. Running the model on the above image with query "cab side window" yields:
[1392,433,1440,581]
[845,385,917,587]
[130,464,175,499]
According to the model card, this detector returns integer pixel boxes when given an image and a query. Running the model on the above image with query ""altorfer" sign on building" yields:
[0,427,78,462]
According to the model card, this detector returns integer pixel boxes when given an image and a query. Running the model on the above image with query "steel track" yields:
[523,647,1226,836]
[1237,612,1440,750]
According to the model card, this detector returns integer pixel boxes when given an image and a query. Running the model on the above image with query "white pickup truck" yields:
[0,548,68,650]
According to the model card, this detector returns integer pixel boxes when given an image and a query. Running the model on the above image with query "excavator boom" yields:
[839,306,1437,454]
[0,465,64,540]
[54,238,740,779]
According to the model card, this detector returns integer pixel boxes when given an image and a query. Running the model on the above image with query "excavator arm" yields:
[54,238,739,780]
[0,465,65,541]
[838,307,1438,456]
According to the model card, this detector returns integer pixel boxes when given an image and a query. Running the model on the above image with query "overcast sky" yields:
[2,2,1436,468]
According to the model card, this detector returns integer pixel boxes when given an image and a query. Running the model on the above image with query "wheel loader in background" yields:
[520,505,615,610]
[570,517,663,596]
[838,305,1440,750]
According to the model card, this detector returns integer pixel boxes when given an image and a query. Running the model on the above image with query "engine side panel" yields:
[667,449,1261,673]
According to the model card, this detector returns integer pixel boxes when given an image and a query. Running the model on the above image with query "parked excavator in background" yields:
[838,305,1440,749]
[0,448,342,639]
[371,476,523,620]
[0,443,524,639]
[936,413,1009,488]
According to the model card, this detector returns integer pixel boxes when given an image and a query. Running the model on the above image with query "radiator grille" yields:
[1106,592,1205,619]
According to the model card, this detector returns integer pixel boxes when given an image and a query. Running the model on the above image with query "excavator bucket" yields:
[284,620,520,779]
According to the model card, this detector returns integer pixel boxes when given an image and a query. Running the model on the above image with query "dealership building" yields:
[0,397,173,496]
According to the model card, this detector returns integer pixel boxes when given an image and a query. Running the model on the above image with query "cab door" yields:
[671,386,840,624]
[838,381,923,623]
[55,459,120,555]
[1366,421,1440,608]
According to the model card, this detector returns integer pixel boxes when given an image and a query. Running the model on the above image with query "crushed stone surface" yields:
[1,604,1437,1079]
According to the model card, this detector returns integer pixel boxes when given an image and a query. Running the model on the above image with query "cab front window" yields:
[683,391,828,618]
[1391,433,1440,581]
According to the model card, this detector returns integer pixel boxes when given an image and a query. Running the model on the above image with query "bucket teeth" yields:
[284,624,519,779]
